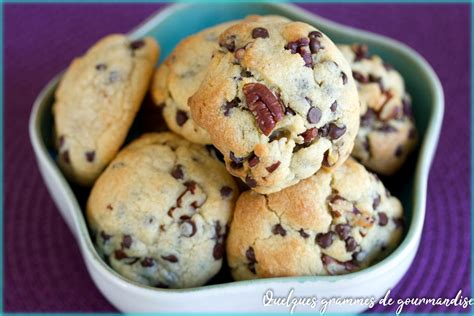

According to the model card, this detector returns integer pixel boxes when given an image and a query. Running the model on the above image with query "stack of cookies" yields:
[53,15,416,289]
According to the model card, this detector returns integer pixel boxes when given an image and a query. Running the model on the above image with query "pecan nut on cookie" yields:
[151,15,289,145]
[189,18,360,194]
[86,133,238,288]
[227,158,403,280]
[338,44,417,175]
[53,34,159,186]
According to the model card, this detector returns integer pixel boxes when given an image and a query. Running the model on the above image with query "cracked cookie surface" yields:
[226,158,403,280]
[86,133,238,288]
[53,34,159,186]
[189,18,360,194]
[338,44,417,175]
[151,15,289,145]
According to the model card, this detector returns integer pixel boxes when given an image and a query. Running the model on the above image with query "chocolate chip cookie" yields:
[53,34,159,186]
[227,158,403,280]
[86,133,238,288]
[151,16,289,145]
[338,44,417,175]
[189,18,360,194]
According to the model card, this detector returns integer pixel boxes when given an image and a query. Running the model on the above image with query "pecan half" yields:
[243,83,284,135]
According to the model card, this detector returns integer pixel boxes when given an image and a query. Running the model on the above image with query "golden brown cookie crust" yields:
[53,34,159,186]
[190,18,359,194]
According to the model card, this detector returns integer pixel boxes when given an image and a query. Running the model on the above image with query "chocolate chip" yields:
[308,31,322,38]
[213,242,224,260]
[241,69,253,78]
[85,151,95,162]
[266,161,281,173]
[378,212,388,226]
[299,128,317,145]
[61,150,70,164]
[252,27,269,39]
[356,207,367,216]
[307,107,322,124]
[352,44,368,61]
[171,164,184,179]
[248,153,260,168]
[345,237,358,252]
[322,150,332,167]
[321,254,336,266]
[352,71,368,83]
[122,235,132,249]
[245,175,257,188]
[220,186,233,198]
[272,224,287,236]
[176,110,188,126]
[377,124,397,133]
[315,231,335,248]
[229,152,243,169]
[130,39,145,50]
[243,83,284,135]
[100,231,111,241]
[328,123,346,140]
[361,108,376,127]
[330,101,338,112]
[299,229,310,238]
[220,35,236,52]
[395,145,403,157]
[341,72,348,85]
[246,247,257,273]
[141,257,154,267]
[285,38,312,67]
[344,260,359,271]
[106,204,113,210]
[373,194,381,210]
[184,181,197,194]
[402,97,413,117]
[95,63,107,71]
[162,254,178,263]
[335,224,351,240]
[309,37,324,54]
[246,247,257,263]
[223,97,240,116]
[114,250,128,260]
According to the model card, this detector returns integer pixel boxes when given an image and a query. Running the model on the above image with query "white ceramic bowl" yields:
[29,3,443,313]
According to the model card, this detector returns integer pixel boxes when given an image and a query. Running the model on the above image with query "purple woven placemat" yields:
[3,3,471,313]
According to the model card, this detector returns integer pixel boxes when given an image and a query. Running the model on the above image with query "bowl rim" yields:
[28,2,444,294]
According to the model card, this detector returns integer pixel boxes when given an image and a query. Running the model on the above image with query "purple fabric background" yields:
[3,3,471,313]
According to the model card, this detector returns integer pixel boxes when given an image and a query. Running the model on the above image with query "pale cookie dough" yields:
[86,133,238,288]
[53,34,159,186]
[227,158,403,280]
[151,15,289,144]
[189,18,359,194]
[338,44,417,175]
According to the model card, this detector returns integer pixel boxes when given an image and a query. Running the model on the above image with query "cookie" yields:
[189,18,360,194]
[53,34,159,186]
[86,133,238,289]
[226,158,403,280]
[338,44,417,175]
[151,16,290,145]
